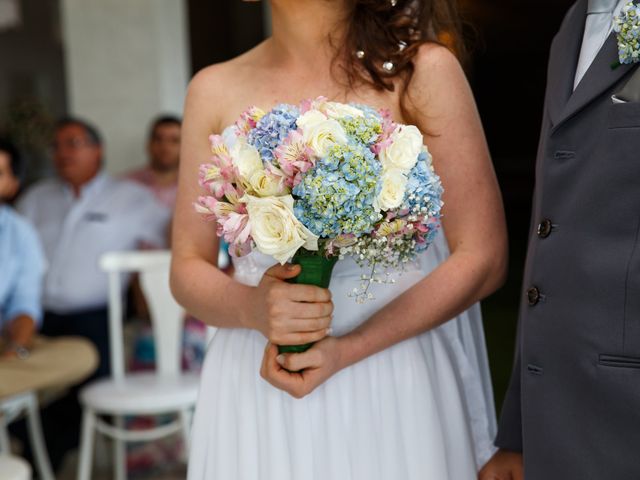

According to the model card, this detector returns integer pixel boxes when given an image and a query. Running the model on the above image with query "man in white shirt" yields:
[15,117,170,472]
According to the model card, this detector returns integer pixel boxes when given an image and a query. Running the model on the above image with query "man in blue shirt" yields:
[0,139,46,360]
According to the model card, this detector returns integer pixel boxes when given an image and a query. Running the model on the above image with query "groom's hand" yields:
[260,336,344,398]
[250,263,334,346]
[478,450,523,480]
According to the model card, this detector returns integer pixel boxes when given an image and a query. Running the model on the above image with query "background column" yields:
[60,0,190,174]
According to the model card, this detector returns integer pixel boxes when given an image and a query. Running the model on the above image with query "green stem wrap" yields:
[277,250,338,355]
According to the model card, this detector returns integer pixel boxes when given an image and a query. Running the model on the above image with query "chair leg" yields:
[25,393,55,480]
[0,412,10,453]
[114,416,126,480]
[77,409,96,480]
[178,408,193,458]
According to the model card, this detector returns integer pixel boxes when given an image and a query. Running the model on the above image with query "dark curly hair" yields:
[340,0,466,117]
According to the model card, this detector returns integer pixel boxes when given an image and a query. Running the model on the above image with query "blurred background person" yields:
[0,138,45,360]
[124,115,181,210]
[13,117,170,473]
[123,115,181,321]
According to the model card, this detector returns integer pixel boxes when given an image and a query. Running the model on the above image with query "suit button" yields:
[527,286,541,306]
[537,219,553,238]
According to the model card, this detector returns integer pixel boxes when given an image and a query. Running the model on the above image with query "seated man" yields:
[0,139,45,360]
[15,117,170,472]
[124,115,181,210]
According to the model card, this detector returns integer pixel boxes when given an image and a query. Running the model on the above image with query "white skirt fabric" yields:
[187,232,497,480]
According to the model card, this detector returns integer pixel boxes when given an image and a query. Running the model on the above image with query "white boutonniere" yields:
[613,1,640,68]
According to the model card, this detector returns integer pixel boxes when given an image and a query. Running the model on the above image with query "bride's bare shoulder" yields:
[408,42,468,100]
[191,42,269,88]
[405,43,474,129]
[185,41,271,130]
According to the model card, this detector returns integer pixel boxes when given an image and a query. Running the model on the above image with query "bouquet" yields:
[196,97,443,352]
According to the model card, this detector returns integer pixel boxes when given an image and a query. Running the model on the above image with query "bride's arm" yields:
[262,45,508,395]
[170,68,333,345]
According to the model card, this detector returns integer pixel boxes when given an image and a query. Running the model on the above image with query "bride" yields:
[171,0,507,478]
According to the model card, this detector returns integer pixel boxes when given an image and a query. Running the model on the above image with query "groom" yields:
[481,0,640,479]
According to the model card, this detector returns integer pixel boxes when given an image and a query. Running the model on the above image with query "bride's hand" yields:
[247,264,334,346]
[260,336,345,398]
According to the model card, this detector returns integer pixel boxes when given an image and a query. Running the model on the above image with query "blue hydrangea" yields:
[351,103,383,119]
[402,150,444,249]
[338,109,383,146]
[293,142,382,237]
[247,104,300,163]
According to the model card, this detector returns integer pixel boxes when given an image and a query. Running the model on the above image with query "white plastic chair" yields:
[77,251,199,480]
[0,392,54,480]
[0,453,32,480]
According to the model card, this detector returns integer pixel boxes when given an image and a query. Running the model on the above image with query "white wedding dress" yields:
[188,231,497,479]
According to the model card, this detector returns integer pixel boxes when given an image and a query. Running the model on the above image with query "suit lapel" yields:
[553,34,635,130]
[550,1,639,132]
[547,0,588,128]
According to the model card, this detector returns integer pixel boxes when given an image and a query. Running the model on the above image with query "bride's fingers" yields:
[261,343,306,391]
[282,316,332,333]
[272,327,329,346]
[287,284,332,303]
[287,300,334,319]
[260,343,279,380]
[276,348,323,372]
[263,263,301,281]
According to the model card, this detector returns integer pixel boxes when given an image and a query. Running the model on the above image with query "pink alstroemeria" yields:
[195,195,252,251]
[195,195,236,221]
[220,211,252,249]
[199,136,242,199]
[209,134,228,156]
[414,221,430,233]
[325,234,357,256]
[222,183,247,208]
[371,109,397,155]
[228,238,252,258]
[198,164,227,199]
[261,164,290,196]
[235,106,265,136]
[299,96,328,114]
[274,130,316,187]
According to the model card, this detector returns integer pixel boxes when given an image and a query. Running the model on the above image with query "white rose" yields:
[379,125,423,173]
[374,169,408,211]
[297,110,348,157]
[248,170,285,197]
[230,139,263,181]
[296,110,327,130]
[322,102,365,119]
[244,195,319,264]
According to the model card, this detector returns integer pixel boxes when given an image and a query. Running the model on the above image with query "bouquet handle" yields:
[278,251,338,354]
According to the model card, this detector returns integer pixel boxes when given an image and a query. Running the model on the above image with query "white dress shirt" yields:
[17,172,170,313]
[574,0,628,88]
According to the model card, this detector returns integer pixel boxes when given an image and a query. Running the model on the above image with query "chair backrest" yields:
[99,250,184,380]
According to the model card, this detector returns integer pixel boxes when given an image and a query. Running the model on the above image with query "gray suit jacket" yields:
[495,1,640,478]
